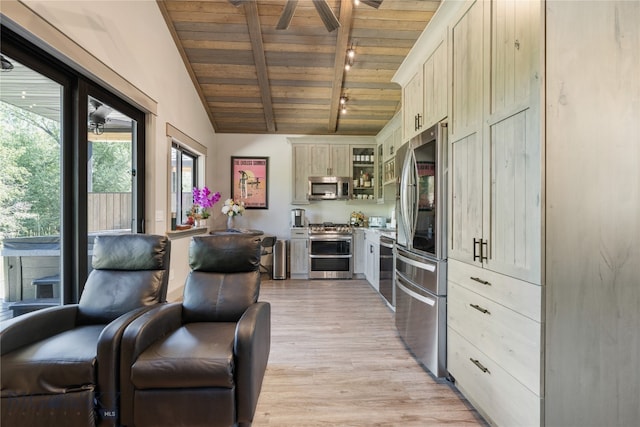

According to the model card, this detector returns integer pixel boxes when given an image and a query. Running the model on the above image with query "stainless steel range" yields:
[308,222,353,279]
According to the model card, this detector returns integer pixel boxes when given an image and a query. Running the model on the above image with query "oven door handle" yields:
[309,254,352,258]
[309,236,353,241]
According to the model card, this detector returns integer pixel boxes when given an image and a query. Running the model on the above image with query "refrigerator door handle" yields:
[396,279,436,306]
[396,251,436,272]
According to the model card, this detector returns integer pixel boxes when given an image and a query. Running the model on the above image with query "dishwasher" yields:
[379,235,395,308]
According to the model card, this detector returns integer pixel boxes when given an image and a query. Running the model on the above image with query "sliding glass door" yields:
[0,53,64,317]
[0,26,145,317]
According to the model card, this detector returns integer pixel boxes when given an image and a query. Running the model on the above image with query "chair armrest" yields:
[0,305,78,355]
[119,303,183,426]
[95,304,165,426]
[234,301,271,424]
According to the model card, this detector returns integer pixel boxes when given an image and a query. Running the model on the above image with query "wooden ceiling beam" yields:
[243,0,277,133]
[328,0,354,133]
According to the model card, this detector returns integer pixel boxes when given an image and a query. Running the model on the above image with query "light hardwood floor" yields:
[253,277,487,426]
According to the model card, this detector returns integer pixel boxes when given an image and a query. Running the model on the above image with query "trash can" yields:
[272,239,287,280]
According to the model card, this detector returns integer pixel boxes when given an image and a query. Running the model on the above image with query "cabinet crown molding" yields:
[393,0,465,86]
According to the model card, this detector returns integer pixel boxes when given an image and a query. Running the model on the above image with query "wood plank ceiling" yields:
[158,0,441,135]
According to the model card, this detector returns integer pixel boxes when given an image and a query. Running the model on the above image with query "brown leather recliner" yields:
[120,234,271,427]
[0,234,171,427]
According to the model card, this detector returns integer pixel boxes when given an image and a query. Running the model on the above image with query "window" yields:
[166,124,207,228]
[171,143,198,225]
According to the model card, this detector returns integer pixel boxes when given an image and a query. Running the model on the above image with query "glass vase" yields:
[227,215,234,230]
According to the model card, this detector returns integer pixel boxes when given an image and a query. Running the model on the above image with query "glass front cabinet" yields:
[351,145,376,202]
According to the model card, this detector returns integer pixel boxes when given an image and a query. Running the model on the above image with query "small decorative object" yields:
[350,211,365,227]
[190,186,221,227]
[222,198,245,229]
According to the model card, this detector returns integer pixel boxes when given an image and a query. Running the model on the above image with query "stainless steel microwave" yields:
[308,176,351,201]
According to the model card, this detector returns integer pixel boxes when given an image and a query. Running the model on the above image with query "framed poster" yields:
[230,156,269,209]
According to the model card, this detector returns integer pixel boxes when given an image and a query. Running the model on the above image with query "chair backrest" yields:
[260,236,276,249]
[77,234,171,324]
[182,234,261,323]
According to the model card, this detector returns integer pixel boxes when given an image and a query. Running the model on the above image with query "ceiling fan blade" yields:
[360,0,383,9]
[276,0,299,30]
[312,0,340,32]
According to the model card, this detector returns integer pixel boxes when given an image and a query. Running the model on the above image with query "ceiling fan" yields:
[228,0,383,32]
[88,99,113,135]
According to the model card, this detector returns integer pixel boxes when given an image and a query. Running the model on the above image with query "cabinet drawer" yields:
[448,259,541,322]
[448,282,540,394]
[448,328,541,427]
[291,230,308,238]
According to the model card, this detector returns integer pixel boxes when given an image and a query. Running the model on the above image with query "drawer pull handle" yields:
[470,277,491,286]
[470,358,490,374]
[470,303,490,315]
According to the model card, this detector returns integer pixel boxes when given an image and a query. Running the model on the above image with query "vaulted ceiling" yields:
[158,0,441,135]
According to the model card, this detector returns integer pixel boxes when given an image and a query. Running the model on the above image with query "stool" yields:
[259,236,276,275]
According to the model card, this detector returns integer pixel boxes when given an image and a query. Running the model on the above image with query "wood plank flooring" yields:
[253,278,487,426]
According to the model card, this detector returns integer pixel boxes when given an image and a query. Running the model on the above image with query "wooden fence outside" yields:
[88,192,132,232]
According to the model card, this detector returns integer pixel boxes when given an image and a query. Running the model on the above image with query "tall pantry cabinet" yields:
[395,0,639,426]
[446,0,542,425]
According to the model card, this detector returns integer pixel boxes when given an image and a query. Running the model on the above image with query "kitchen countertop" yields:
[366,227,396,240]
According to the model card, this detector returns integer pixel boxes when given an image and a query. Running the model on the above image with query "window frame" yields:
[171,142,199,224]
[166,124,208,229]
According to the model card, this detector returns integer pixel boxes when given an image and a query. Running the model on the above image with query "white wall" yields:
[213,133,395,240]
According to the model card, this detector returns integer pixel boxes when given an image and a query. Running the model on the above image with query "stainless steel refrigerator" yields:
[395,122,448,378]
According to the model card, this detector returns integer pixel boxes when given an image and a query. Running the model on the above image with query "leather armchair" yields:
[120,234,271,427]
[0,234,171,427]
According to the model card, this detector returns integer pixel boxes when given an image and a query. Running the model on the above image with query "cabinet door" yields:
[309,145,331,176]
[449,132,484,265]
[290,238,309,276]
[432,38,448,124]
[485,110,540,283]
[490,0,539,116]
[450,0,484,141]
[353,229,365,275]
[448,0,486,265]
[423,38,447,129]
[351,145,376,201]
[331,145,350,177]
[402,68,424,140]
[292,145,310,204]
[364,231,380,290]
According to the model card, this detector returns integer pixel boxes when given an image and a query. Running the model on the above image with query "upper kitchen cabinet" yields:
[292,144,311,204]
[402,68,425,140]
[352,145,376,202]
[423,36,448,130]
[449,0,541,284]
[399,29,448,142]
[376,112,402,202]
[291,142,349,204]
[289,137,376,205]
[309,144,350,177]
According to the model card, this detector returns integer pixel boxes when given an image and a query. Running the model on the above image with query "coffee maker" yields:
[291,209,306,228]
